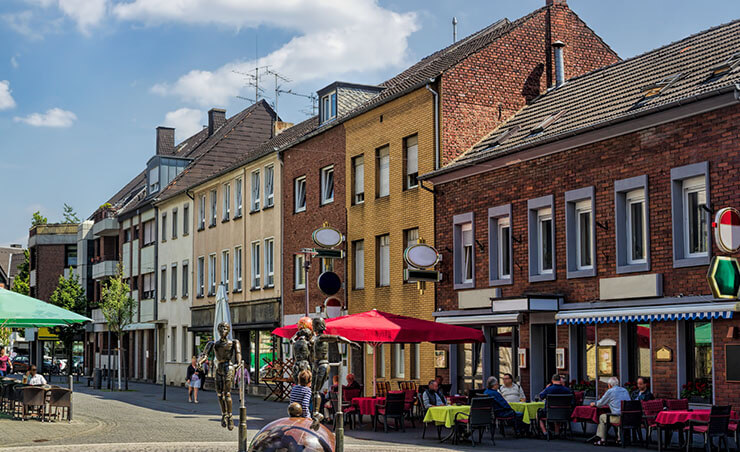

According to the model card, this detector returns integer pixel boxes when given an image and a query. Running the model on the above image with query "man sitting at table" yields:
[485,376,524,432]
[23,365,47,386]
[422,380,446,409]
[499,373,526,403]
[590,376,631,446]
[631,376,654,401]
[537,373,572,434]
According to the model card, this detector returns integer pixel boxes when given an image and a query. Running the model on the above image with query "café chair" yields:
[642,399,665,448]
[684,405,732,452]
[48,388,72,422]
[375,380,390,397]
[543,394,574,441]
[329,391,357,430]
[574,391,585,407]
[454,397,495,447]
[495,411,519,438]
[20,386,46,421]
[614,400,644,448]
[374,391,406,433]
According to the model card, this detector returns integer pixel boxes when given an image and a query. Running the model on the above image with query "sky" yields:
[0,0,737,246]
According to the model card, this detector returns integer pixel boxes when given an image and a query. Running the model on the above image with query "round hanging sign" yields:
[715,207,740,253]
[312,226,344,248]
[317,271,341,296]
[404,243,440,269]
[324,297,343,319]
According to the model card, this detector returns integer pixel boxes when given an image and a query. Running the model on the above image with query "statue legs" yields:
[310,362,329,430]
[216,372,234,430]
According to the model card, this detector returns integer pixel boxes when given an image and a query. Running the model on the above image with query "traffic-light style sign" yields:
[714,208,740,253]
[314,248,345,259]
[404,268,443,283]
[707,256,740,299]
[317,271,341,296]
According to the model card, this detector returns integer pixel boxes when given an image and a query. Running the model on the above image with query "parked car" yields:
[11,355,29,373]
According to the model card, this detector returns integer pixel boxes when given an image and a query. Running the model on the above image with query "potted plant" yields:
[681,379,712,404]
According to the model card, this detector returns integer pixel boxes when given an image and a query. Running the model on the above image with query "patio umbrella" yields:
[213,284,233,341]
[272,309,484,395]
[0,287,91,327]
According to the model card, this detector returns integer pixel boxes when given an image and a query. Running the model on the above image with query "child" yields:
[289,369,312,418]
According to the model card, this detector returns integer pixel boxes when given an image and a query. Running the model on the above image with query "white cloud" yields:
[118,0,419,106]
[2,10,43,40]
[14,108,77,127]
[14,0,106,36]
[163,108,203,142]
[0,81,17,110]
[57,0,107,35]
[10,56,19,69]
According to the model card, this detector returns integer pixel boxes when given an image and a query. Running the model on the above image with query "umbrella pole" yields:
[372,343,377,397]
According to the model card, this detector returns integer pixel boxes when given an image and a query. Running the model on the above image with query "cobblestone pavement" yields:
[1,377,632,451]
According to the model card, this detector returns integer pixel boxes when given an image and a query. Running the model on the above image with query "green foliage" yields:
[99,202,113,210]
[100,263,136,336]
[49,270,87,375]
[62,203,80,224]
[11,250,29,296]
[31,211,48,226]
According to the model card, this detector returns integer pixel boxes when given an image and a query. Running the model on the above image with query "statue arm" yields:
[322,335,360,348]
[197,341,213,366]
[234,339,242,365]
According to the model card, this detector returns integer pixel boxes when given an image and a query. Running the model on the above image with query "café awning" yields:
[0,287,91,328]
[555,301,738,325]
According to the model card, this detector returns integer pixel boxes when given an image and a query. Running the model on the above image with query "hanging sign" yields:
[324,297,342,319]
[714,207,740,253]
[403,243,441,269]
[707,256,740,299]
[317,271,341,296]
[312,225,344,248]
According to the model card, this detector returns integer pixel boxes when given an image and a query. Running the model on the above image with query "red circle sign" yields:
[715,207,740,253]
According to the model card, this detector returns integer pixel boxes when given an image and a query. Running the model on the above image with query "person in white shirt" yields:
[23,365,47,386]
[499,373,526,403]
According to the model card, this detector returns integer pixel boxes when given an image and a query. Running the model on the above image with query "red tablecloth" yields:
[572,405,610,424]
[655,409,740,426]
[353,397,385,416]
[449,395,467,405]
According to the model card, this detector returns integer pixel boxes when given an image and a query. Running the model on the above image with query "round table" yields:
[352,397,385,416]
[510,401,545,424]
[422,404,471,428]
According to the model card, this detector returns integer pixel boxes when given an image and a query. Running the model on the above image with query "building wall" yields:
[34,244,66,302]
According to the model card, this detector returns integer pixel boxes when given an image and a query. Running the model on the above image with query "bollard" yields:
[68,374,74,421]
[93,368,101,389]
[162,374,166,400]
[68,374,74,392]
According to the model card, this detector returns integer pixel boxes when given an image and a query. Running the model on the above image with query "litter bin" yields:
[93,368,101,389]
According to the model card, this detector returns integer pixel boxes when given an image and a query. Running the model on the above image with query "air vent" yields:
[531,110,567,134]
[710,51,740,77]
[489,125,521,147]
[640,73,682,98]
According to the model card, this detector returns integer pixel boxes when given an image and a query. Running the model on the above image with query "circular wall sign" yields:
[317,271,341,296]
[312,226,344,248]
[324,297,343,319]
[404,243,440,269]
[715,207,740,253]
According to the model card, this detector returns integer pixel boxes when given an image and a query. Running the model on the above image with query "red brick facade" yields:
[32,244,66,302]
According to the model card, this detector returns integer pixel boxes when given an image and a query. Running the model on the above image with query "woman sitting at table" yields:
[422,380,446,409]
[345,373,361,391]
[589,376,631,446]
[22,365,47,386]
[499,373,526,403]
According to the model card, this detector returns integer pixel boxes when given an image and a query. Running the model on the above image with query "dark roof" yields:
[423,19,740,179]
[0,247,25,281]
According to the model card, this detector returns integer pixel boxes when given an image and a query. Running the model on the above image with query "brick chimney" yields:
[208,108,227,136]
[546,0,567,5]
[156,126,175,155]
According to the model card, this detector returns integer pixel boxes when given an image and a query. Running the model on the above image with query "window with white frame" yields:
[143,220,155,245]
[685,177,708,256]
[198,195,205,230]
[222,182,230,221]
[182,260,189,297]
[404,228,418,281]
[172,209,178,239]
[210,190,217,226]
[264,238,274,287]
[404,135,418,190]
[251,241,261,289]
[352,155,364,204]
[615,175,650,273]
[575,201,593,270]
[488,205,512,285]
[498,217,511,278]
[221,250,230,292]
[353,240,364,289]
[142,273,155,299]
[392,343,405,378]
[565,188,596,278]
[320,91,337,123]
[208,254,216,295]
[462,223,474,282]
[197,257,204,297]
[265,166,274,208]
[251,170,260,212]
[377,234,390,287]
[453,213,475,289]
[171,263,177,298]
[671,163,710,267]
[320,165,334,205]
[235,178,243,217]
[160,266,167,300]
[527,195,555,282]
[234,247,242,291]
[294,254,305,289]
[626,190,647,265]
[294,176,306,213]
[161,213,167,242]
[410,343,420,380]
[183,204,189,235]
[376,146,390,198]
[537,208,553,274]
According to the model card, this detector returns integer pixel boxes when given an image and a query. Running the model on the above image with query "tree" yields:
[49,270,87,376]
[100,264,135,391]
[11,250,29,296]
[62,204,80,224]
[31,211,48,226]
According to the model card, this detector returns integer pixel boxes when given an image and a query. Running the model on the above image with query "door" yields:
[491,326,517,381]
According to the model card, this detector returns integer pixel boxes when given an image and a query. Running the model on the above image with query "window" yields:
[171,209,178,239]
[320,91,337,123]
[410,343,420,380]
[615,175,649,273]
[320,258,333,273]
[142,273,155,299]
[123,229,131,243]
[320,165,334,205]
[392,343,405,378]
[671,162,710,267]
[453,212,474,289]
[685,320,712,403]
[171,327,177,361]
[149,167,159,193]
[352,155,364,204]
[527,195,555,282]
[221,250,230,292]
[627,323,651,383]
[294,254,305,289]
[251,241,261,289]
[222,182,231,221]
[171,263,177,299]
[183,204,189,235]
[197,257,204,297]
[198,195,206,230]
[376,145,390,198]
[161,213,167,242]
[181,327,189,363]
[64,244,77,267]
[377,234,390,287]
[234,247,242,292]
[143,220,155,246]
[210,190,217,227]
[294,176,306,213]
[208,254,216,295]
[160,267,167,300]
[404,135,418,189]
[251,170,261,212]
[182,260,189,297]
[264,238,274,287]
[375,344,385,378]
[488,205,512,286]
[565,188,596,278]
[235,178,243,217]
[403,228,419,283]
[353,240,364,289]
[264,166,274,208]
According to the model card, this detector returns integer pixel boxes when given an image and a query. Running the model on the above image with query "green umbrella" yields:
[0,287,91,328]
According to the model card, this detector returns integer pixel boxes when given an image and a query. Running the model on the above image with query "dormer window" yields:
[321,91,337,123]
[149,167,160,193]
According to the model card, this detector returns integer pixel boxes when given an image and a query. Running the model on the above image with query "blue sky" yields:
[0,0,737,246]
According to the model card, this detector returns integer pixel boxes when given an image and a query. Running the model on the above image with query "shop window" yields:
[453,212,474,289]
[685,320,712,403]
[615,175,649,273]
[627,323,651,384]
[671,162,710,267]
[457,342,483,393]
[573,324,596,396]
[392,344,405,378]
[527,195,555,282]
[565,187,596,278]
[488,204,512,286]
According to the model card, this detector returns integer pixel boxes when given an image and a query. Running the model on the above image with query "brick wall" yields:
[35,244,66,302]
[712,319,740,408]
[651,321,677,399]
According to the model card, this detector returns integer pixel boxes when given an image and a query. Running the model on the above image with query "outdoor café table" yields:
[654,409,740,452]
[448,395,467,405]
[510,401,545,424]
[353,396,385,418]
[571,405,610,435]
[423,404,471,443]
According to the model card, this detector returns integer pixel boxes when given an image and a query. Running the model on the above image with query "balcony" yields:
[139,298,155,323]
[92,217,119,237]
[92,260,117,279]
[91,308,106,324]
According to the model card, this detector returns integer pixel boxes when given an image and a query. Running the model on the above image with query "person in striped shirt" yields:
[290,369,312,418]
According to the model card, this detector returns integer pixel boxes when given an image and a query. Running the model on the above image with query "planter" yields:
[688,396,711,404]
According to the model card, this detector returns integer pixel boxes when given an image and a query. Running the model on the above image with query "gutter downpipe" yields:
[425,80,440,170]
[277,148,285,333]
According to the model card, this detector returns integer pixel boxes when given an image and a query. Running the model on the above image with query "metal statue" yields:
[199,321,242,430]
[290,316,314,384]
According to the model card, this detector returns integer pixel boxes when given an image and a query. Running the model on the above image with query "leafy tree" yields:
[100,264,135,390]
[11,250,29,296]
[49,270,87,376]
[31,211,48,226]
[62,203,80,224]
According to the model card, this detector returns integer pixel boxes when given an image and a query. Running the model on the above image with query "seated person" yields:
[23,365,47,386]
[330,374,339,393]
[485,377,525,432]
[590,376,631,446]
[345,373,361,391]
[499,372,526,403]
[422,380,446,409]
[538,373,573,434]
[630,377,654,401]
[434,375,448,396]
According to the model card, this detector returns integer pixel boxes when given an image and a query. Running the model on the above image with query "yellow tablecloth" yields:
[423,405,471,428]
[509,401,545,424]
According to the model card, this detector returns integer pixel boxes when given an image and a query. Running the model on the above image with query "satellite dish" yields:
[312,226,344,248]
[404,243,441,269]
[317,271,341,296]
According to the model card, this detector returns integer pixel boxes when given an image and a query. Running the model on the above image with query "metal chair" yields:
[329,391,356,430]
[684,405,732,452]
[454,397,495,447]
[616,400,644,448]
[543,394,574,441]
[47,388,72,422]
[374,391,406,433]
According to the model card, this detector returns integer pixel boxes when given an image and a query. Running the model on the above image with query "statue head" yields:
[217,321,230,339]
[297,316,314,333]
[312,317,326,334]
[287,402,303,417]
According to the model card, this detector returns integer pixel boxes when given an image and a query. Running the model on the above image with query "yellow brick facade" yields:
[344,87,438,389]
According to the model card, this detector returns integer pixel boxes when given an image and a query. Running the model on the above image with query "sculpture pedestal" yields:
[248,417,335,452]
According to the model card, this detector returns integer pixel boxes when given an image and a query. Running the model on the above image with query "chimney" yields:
[156,126,175,155]
[546,0,567,5]
[208,108,227,136]
[553,40,565,88]
[273,121,294,136]
[452,17,458,43]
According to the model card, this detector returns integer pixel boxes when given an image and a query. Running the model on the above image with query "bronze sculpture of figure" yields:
[290,317,314,385]
[199,321,242,430]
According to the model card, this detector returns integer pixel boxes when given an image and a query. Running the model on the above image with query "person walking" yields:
[186,356,203,403]
[0,347,11,377]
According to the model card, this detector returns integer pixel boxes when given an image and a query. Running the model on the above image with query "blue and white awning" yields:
[555,302,738,325]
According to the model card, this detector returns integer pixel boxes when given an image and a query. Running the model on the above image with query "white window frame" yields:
[234,247,242,292]
[392,343,405,378]
[453,212,475,289]
[537,208,553,274]
[320,91,337,123]
[410,343,420,380]
[376,146,390,198]
[353,240,364,289]
[462,223,474,283]
[182,260,189,297]
[198,195,205,230]
[498,218,511,279]
[575,200,593,271]
[171,262,177,299]
[377,234,390,287]
[222,182,230,221]
[251,241,261,289]
[404,134,418,190]
[488,205,512,286]
[683,176,708,258]
[294,176,306,213]
[235,177,243,217]
[353,155,364,205]
[527,195,555,282]
[251,170,261,212]
[264,165,274,208]
[565,188,596,279]
[197,257,204,297]
[208,254,216,296]
[264,238,274,287]
[320,165,334,205]
[210,190,217,227]
[671,162,711,268]
[294,254,305,289]
[221,250,230,292]
[626,189,647,265]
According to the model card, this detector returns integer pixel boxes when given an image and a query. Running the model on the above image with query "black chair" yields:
[543,394,574,441]
[329,391,357,430]
[374,391,406,433]
[684,405,732,452]
[616,400,644,448]
[454,397,495,447]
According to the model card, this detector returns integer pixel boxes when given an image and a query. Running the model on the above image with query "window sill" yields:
[352,201,365,207]
[196,295,204,299]
[170,296,177,300]
[232,288,242,294]
[293,287,306,291]
[209,224,216,229]
[294,209,306,214]
[233,213,242,220]
[673,255,710,268]
[171,236,177,240]
[263,284,274,289]
[454,282,474,290]
[404,185,419,192]
[160,298,167,303]
[529,272,555,283]
[221,218,230,223]
[489,278,513,287]
[197,227,204,232]
[616,262,649,274]
[249,209,260,215]
[375,195,390,201]
[263,204,274,211]
[181,295,188,299]
[566,268,596,279]
[320,200,334,207]
[250,287,261,292]
[352,287,365,291]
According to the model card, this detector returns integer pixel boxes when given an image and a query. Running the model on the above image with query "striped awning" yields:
[555,302,738,325]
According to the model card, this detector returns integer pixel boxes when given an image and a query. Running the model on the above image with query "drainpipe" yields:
[425,79,440,170]
[277,148,285,330]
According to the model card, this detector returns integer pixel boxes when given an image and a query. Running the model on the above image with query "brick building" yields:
[0,244,25,289]
[422,20,740,405]
[28,223,78,302]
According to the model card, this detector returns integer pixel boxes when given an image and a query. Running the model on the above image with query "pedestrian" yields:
[289,369,312,417]
[186,356,202,403]
[0,347,11,377]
